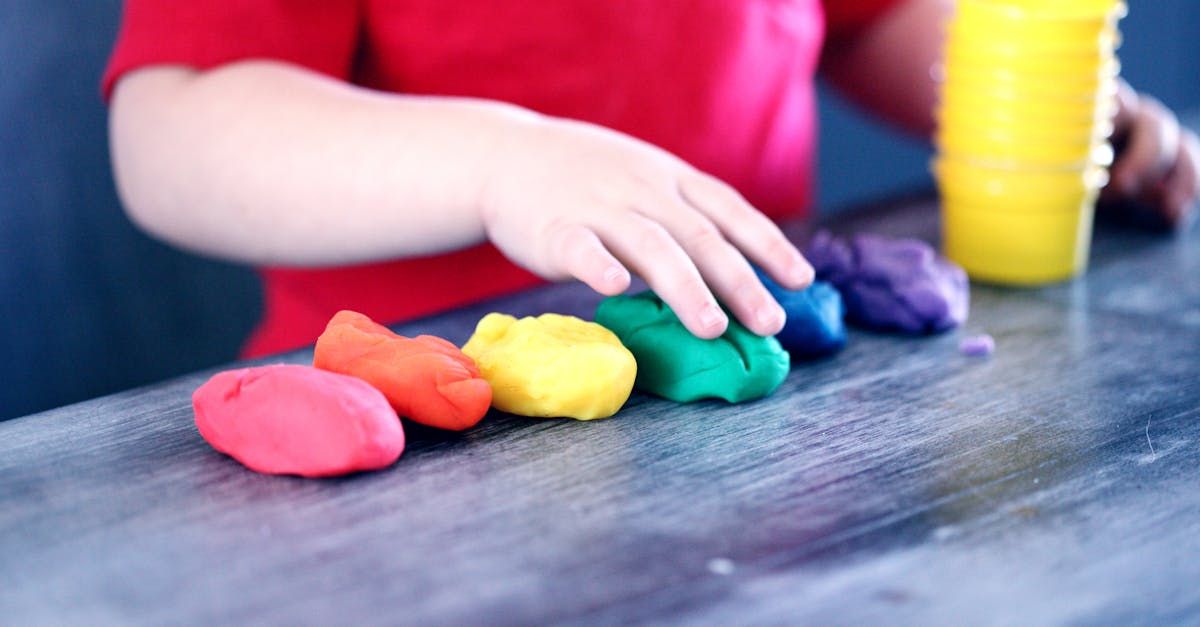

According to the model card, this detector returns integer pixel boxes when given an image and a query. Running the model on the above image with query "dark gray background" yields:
[2,1,1198,420]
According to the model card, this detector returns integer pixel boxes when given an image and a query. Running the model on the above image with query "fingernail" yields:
[699,304,726,331]
[603,266,625,284]
[793,259,815,285]
[757,303,785,330]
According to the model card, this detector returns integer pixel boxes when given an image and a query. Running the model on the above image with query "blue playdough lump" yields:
[756,269,847,359]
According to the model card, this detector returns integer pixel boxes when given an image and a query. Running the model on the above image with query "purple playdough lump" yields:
[806,231,969,334]
[959,334,995,357]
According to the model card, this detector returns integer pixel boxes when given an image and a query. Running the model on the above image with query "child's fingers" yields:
[1111,95,1181,197]
[1162,133,1200,226]
[678,173,814,290]
[639,200,785,337]
[1111,80,1139,138]
[596,215,728,339]
[548,223,631,295]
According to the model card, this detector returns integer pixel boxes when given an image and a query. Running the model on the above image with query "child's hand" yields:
[479,115,814,339]
[1107,80,1200,229]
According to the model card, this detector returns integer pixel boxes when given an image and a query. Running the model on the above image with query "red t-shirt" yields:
[104,0,898,356]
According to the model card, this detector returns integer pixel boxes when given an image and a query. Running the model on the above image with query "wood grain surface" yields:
[2,197,1198,626]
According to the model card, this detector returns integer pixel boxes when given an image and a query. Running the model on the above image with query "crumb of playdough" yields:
[806,231,969,334]
[707,558,736,575]
[594,292,790,403]
[462,312,636,420]
[314,310,492,431]
[959,334,995,357]
[192,364,404,477]
[756,269,847,359]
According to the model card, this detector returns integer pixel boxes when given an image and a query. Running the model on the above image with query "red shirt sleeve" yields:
[102,1,361,99]
[823,0,904,41]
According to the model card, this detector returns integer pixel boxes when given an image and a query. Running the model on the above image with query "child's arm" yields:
[820,0,1199,227]
[819,0,946,137]
[111,61,814,339]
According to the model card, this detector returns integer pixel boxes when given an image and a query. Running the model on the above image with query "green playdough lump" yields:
[595,292,790,403]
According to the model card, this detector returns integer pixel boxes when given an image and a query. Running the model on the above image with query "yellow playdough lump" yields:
[462,313,637,420]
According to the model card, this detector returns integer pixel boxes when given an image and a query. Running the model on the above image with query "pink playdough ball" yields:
[192,364,405,477]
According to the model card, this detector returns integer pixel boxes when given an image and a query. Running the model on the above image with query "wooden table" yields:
[3,198,1198,625]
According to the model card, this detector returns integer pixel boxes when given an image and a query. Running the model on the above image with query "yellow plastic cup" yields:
[934,156,1110,185]
[941,74,1118,103]
[937,141,1114,171]
[951,21,1115,51]
[945,45,1117,72]
[957,0,1126,16]
[934,155,1103,283]
[943,73,1115,102]
[936,171,1104,216]
[938,121,1108,147]
[933,158,1107,211]
[945,57,1113,87]
[941,199,1095,284]
[940,185,1100,214]
[942,57,1119,88]
[934,0,1123,284]
[938,111,1112,139]
[946,36,1118,58]
[949,12,1120,44]
[953,8,1119,33]
[954,0,1127,22]
[937,97,1114,129]
[939,89,1117,125]
[950,27,1118,51]
[936,131,1110,167]
[937,113,1114,146]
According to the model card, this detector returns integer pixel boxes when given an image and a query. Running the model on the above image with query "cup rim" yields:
[936,146,1102,167]
[938,124,1110,141]
[933,154,1110,174]
[940,90,1116,110]
[941,81,1118,103]
[934,146,1115,169]
[936,115,1113,139]
[945,31,1121,54]
[940,57,1120,78]
[953,0,1128,22]
[941,71,1116,91]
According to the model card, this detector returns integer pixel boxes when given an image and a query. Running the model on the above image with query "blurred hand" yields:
[1105,80,1200,229]
[479,114,814,339]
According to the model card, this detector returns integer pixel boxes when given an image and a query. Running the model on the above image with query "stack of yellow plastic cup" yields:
[934,0,1127,284]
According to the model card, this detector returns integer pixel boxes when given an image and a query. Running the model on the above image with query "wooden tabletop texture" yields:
[2,197,1198,626]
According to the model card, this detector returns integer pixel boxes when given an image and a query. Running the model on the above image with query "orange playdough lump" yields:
[313,310,492,431]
